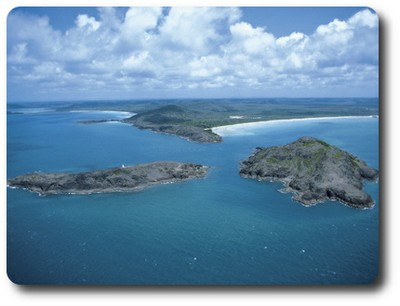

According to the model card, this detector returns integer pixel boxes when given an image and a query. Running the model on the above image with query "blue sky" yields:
[7,7,378,102]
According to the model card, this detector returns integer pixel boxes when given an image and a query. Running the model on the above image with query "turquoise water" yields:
[7,105,379,285]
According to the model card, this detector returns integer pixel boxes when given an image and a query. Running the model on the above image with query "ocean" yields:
[7,102,379,285]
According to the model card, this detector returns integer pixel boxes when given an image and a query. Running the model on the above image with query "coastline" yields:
[8,177,201,197]
[7,162,210,196]
[70,110,136,119]
[211,115,378,136]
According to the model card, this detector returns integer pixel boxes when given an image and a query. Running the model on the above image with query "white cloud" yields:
[121,7,161,40]
[348,9,378,28]
[76,14,101,32]
[8,43,33,64]
[122,51,151,70]
[26,62,66,80]
[276,32,305,46]
[7,13,62,61]
[189,56,222,78]
[7,7,379,100]
[229,22,275,55]
[316,19,349,35]
[159,7,241,54]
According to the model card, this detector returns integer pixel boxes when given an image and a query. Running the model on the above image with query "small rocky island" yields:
[123,105,222,143]
[8,162,209,196]
[239,137,378,208]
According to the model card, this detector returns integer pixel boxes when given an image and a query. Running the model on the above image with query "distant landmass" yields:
[70,99,378,143]
[239,137,378,208]
[53,98,378,121]
[7,162,209,195]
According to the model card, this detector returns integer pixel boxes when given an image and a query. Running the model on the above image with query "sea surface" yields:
[7,101,379,285]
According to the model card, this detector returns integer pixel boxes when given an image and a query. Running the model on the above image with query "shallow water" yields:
[7,105,379,285]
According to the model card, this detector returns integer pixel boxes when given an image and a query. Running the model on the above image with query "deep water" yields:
[7,103,379,285]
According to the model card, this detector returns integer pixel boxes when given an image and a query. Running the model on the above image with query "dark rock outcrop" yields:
[239,136,378,208]
[8,162,209,196]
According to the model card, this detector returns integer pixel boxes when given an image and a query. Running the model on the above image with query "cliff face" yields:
[123,105,222,143]
[8,162,209,196]
[239,137,378,208]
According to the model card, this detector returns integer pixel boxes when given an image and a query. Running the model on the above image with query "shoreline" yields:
[69,110,136,119]
[7,162,210,196]
[8,177,198,197]
[211,115,378,136]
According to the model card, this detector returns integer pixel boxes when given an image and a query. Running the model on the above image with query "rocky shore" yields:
[239,136,378,208]
[8,162,209,196]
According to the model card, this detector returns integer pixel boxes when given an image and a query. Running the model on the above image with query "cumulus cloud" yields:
[229,22,275,56]
[7,7,378,100]
[159,7,241,53]
[75,14,101,31]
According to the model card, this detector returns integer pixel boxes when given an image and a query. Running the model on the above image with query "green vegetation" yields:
[266,157,279,164]
[316,148,327,158]
[112,168,132,175]
[55,98,378,130]
[335,151,343,160]
[259,141,331,176]
[349,155,361,167]
[60,98,377,143]
[302,139,331,148]
[316,139,331,148]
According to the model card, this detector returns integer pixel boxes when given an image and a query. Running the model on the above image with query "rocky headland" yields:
[239,136,378,208]
[8,162,209,196]
[122,105,222,143]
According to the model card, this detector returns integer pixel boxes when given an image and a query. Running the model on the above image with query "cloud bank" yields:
[7,7,378,101]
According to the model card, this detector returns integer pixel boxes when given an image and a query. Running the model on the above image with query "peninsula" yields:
[7,162,209,195]
[122,105,222,143]
[239,137,378,208]
[66,98,378,144]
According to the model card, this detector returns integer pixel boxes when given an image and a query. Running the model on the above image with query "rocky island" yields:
[122,105,222,143]
[8,161,209,196]
[239,137,378,208]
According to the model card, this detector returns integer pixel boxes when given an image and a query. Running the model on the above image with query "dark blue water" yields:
[7,106,379,285]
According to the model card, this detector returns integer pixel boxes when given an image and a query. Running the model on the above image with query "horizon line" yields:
[7,96,379,104]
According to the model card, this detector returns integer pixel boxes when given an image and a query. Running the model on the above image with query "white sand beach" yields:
[211,115,377,137]
[70,110,136,118]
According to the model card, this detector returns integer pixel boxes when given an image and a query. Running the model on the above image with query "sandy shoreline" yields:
[70,110,136,118]
[211,115,377,136]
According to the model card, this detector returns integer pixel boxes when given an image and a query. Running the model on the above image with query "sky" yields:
[7,7,379,102]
